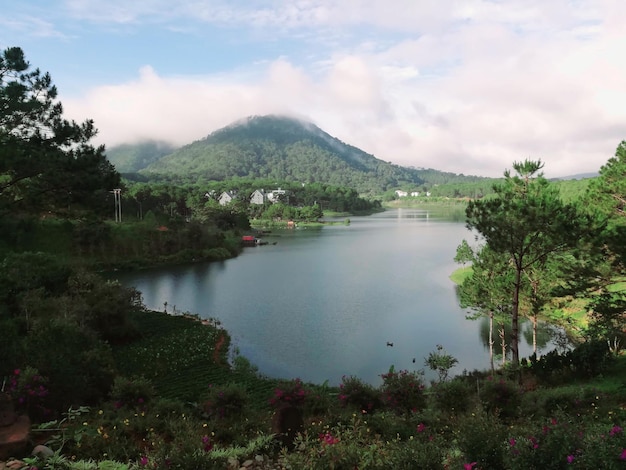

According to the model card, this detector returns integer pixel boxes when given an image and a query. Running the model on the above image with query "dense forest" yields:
[108,115,489,196]
[1,46,626,469]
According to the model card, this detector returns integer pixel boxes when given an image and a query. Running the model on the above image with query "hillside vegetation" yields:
[133,115,487,195]
[2,47,626,470]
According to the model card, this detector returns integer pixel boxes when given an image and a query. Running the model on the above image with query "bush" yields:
[269,378,308,408]
[480,377,522,420]
[569,339,613,378]
[456,411,507,470]
[4,366,50,421]
[380,369,426,415]
[109,376,156,410]
[431,378,473,414]
[338,375,382,413]
[25,320,116,413]
[202,383,248,419]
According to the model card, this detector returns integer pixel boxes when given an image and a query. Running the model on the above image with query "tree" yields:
[0,46,120,215]
[585,141,626,221]
[466,160,590,366]
[457,244,515,371]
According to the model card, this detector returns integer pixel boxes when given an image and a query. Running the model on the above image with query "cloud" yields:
[59,0,626,178]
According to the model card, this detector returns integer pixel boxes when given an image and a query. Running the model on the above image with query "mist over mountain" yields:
[110,115,488,193]
[106,141,177,173]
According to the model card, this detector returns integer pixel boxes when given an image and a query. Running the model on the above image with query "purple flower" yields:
[463,462,477,470]
[621,449,626,460]
[509,437,516,447]
[609,425,623,436]
[567,454,575,464]
[139,456,148,466]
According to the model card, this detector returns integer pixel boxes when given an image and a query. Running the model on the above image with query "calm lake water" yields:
[111,207,563,386]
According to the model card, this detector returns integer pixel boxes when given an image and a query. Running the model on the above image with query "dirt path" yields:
[213,332,226,364]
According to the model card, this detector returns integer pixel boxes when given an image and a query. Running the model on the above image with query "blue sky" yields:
[2,0,625,177]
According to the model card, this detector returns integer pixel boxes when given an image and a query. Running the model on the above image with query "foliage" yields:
[105,140,176,173]
[0,46,120,216]
[380,369,426,415]
[202,383,248,419]
[109,376,156,410]
[480,376,522,419]
[140,115,428,195]
[269,378,308,408]
[430,378,473,414]
[466,160,592,365]
[25,320,116,413]
[425,344,459,382]
[455,411,508,470]
[4,366,50,421]
[338,375,382,413]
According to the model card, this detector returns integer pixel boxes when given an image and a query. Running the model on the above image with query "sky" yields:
[2,0,625,178]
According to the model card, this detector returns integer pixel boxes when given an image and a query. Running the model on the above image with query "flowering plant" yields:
[4,367,50,421]
[269,378,307,407]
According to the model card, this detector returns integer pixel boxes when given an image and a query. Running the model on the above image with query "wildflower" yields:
[201,435,213,452]
[567,454,575,464]
[319,432,339,445]
[509,438,516,447]
[609,425,623,436]
[463,462,477,470]
[417,423,426,433]
[621,449,626,460]
[140,456,148,466]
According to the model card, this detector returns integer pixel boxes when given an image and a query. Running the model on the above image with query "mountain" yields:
[106,141,178,173]
[137,115,486,194]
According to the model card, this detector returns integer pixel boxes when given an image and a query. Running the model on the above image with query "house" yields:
[218,191,236,206]
[267,188,291,204]
[249,189,267,205]
[395,190,408,198]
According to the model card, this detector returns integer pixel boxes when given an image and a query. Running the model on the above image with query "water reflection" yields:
[114,208,567,385]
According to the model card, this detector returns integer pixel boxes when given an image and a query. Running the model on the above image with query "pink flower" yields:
[139,456,148,466]
[319,432,339,445]
[620,449,626,460]
[509,438,516,447]
[609,425,623,436]
[417,423,426,433]
[463,462,477,470]
[567,454,575,464]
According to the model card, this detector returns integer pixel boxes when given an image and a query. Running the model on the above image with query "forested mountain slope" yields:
[138,115,486,194]
[106,140,177,173]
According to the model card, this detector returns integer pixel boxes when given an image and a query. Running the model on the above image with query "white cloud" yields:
[58,0,626,178]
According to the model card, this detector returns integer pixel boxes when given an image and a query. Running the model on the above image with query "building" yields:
[249,189,267,205]
[218,191,236,206]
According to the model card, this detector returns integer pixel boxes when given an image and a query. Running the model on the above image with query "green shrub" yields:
[480,377,522,420]
[25,320,116,413]
[569,339,613,378]
[507,417,583,470]
[338,375,382,413]
[5,366,50,422]
[109,376,156,410]
[202,383,248,419]
[456,411,507,470]
[431,378,473,414]
[269,378,308,408]
[380,369,426,415]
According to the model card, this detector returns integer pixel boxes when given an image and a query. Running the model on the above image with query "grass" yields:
[449,266,472,284]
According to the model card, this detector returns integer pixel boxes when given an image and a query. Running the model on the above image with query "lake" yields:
[111,207,563,386]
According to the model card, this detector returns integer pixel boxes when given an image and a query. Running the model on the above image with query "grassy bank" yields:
[15,306,626,469]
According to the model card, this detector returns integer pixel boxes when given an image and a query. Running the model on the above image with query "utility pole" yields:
[111,188,122,222]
